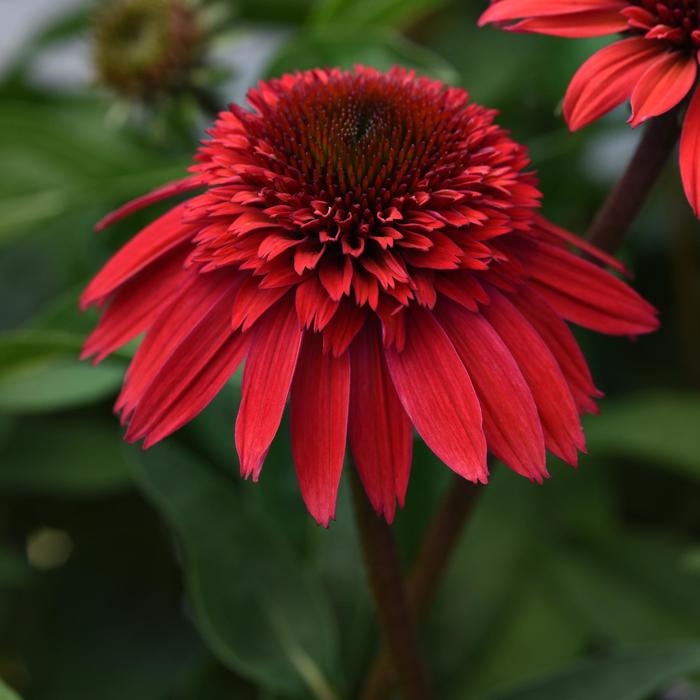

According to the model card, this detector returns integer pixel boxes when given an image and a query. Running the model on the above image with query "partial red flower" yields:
[82,66,657,525]
[479,0,700,215]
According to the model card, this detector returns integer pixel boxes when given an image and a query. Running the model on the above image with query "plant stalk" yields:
[587,108,680,252]
[359,477,480,700]
[350,469,434,700]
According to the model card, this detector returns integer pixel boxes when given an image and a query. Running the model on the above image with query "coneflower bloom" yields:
[479,0,700,216]
[82,66,657,525]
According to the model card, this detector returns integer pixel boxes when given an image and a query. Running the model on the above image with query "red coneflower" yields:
[82,66,657,526]
[479,0,700,215]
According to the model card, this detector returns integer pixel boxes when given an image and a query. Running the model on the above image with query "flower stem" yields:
[587,108,680,252]
[359,477,480,700]
[350,469,434,700]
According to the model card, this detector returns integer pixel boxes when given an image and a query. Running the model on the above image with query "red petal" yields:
[81,245,190,362]
[231,277,289,331]
[528,241,659,335]
[535,216,627,275]
[81,204,195,308]
[629,50,696,127]
[349,323,413,522]
[680,86,700,217]
[117,271,242,416]
[321,299,367,356]
[510,288,602,415]
[438,300,546,481]
[509,11,629,36]
[138,333,249,447]
[290,333,351,527]
[479,0,626,25]
[95,176,204,231]
[384,307,487,482]
[563,38,666,131]
[235,296,302,480]
[125,279,248,445]
[482,290,584,466]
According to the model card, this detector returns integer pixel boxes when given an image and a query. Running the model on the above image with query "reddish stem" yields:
[350,469,434,700]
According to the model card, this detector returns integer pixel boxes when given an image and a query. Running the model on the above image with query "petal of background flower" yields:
[563,38,666,131]
[478,0,626,25]
[349,323,413,523]
[629,51,696,127]
[290,332,350,527]
[680,85,700,217]
[384,307,487,483]
[509,11,629,37]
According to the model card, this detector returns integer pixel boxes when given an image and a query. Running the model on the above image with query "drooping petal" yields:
[81,244,190,362]
[117,270,243,417]
[680,85,700,217]
[137,333,249,448]
[124,283,249,446]
[290,332,351,527]
[563,38,666,131]
[349,323,413,522]
[384,307,487,482]
[95,176,204,231]
[526,241,659,335]
[437,300,547,481]
[482,289,584,466]
[81,203,196,308]
[235,296,303,481]
[510,287,602,415]
[535,216,627,275]
[629,50,696,127]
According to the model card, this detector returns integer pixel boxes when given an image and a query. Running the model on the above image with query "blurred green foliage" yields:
[0,0,699,699]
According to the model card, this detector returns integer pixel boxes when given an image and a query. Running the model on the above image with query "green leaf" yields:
[129,444,341,699]
[486,642,700,700]
[0,416,130,496]
[310,0,447,27]
[585,392,700,479]
[236,0,314,23]
[0,679,22,700]
[266,26,459,84]
[0,331,124,414]
[0,100,189,248]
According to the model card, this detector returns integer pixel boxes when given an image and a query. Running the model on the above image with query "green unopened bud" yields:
[94,0,203,100]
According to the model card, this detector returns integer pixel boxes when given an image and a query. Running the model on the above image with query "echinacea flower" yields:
[82,66,657,525]
[479,0,700,215]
